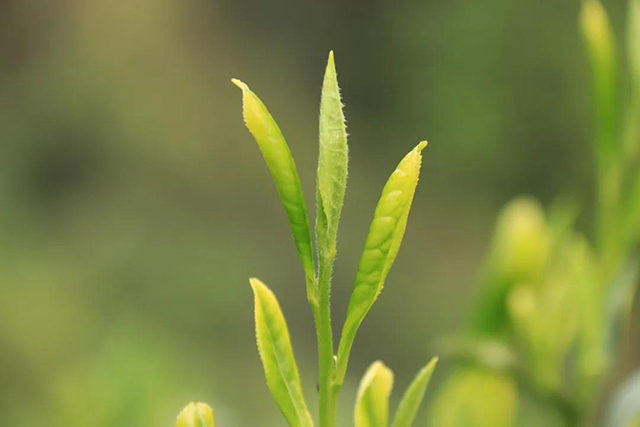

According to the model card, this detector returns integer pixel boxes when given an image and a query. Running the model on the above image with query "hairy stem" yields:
[317,251,336,427]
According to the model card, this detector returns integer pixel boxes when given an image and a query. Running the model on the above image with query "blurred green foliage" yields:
[0,0,638,425]
[429,1,640,425]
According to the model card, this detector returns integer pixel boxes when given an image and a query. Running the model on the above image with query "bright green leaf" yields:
[354,361,394,427]
[336,141,427,382]
[316,50,349,262]
[233,80,316,297]
[176,402,215,427]
[391,357,438,427]
[250,278,314,427]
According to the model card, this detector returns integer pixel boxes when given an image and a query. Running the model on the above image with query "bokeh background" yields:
[1,0,638,425]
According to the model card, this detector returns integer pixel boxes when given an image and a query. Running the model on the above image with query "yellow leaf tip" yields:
[249,278,272,297]
[177,402,215,427]
[326,50,336,71]
[249,277,261,291]
[417,141,428,151]
[231,78,248,91]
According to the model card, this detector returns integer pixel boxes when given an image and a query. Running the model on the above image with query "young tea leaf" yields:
[316,50,349,261]
[580,0,619,164]
[176,402,215,427]
[391,357,438,427]
[580,0,621,250]
[250,278,314,427]
[315,52,348,422]
[354,361,394,427]
[336,141,427,382]
[233,80,316,296]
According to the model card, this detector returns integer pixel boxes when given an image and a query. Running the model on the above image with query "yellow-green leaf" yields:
[391,357,438,427]
[336,142,427,381]
[580,0,619,163]
[629,0,640,93]
[580,0,621,250]
[233,80,316,292]
[430,367,517,427]
[354,361,394,427]
[472,197,551,335]
[316,50,349,262]
[176,402,215,427]
[250,278,314,427]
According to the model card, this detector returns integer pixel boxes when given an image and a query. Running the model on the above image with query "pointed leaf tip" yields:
[317,45,349,265]
[417,141,428,151]
[249,277,260,292]
[391,357,438,427]
[355,361,395,427]
[231,78,248,91]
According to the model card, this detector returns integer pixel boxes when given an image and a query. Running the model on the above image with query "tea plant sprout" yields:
[218,51,437,427]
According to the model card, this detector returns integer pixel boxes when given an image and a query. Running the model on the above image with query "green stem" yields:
[317,252,336,427]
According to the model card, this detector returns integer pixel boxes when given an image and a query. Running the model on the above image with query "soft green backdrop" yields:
[0,0,637,425]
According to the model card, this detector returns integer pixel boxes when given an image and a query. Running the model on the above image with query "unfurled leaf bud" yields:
[176,402,215,427]
[493,197,550,281]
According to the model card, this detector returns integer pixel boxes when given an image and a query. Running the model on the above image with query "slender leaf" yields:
[580,0,621,250]
[233,80,316,296]
[625,0,640,161]
[176,402,215,427]
[624,0,640,244]
[315,52,348,419]
[580,0,619,169]
[316,50,349,262]
[250,278,314,427]
[336,141,427,381]
[354,361,394,427]
[391,357,438,427]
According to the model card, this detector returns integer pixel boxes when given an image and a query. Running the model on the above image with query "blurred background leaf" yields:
[605,370,640,427]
